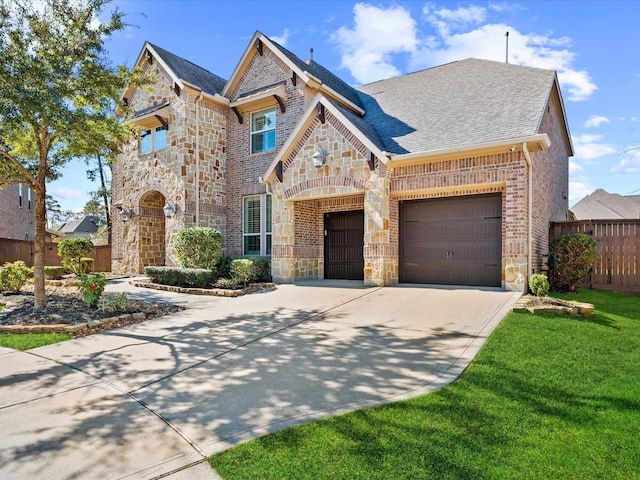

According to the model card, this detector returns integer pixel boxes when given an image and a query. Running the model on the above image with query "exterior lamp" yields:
[312,146,326,168]
[119,207,133,223]
[163,199,177,218]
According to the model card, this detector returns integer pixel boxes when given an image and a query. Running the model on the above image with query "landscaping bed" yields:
[0,282,183,337]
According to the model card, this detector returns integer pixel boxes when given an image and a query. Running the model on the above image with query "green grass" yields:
[0,332,71,351]
[211,289,640,479]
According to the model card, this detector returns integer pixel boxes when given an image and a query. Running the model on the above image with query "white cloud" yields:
[331,3,417,84]
[585,115,610,128]
[569,160,583,173]
[333,2,596,100]
[569,179,597,204]
[51,186,85,199]
[572,134,616,160]
[270,28,290,46]
[611,148,640,174]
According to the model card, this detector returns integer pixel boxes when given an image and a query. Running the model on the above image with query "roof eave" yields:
[387,134,551,167]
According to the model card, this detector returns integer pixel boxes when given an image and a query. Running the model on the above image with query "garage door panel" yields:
[400,194,502,287]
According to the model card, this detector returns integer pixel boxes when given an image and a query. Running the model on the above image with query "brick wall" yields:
[0,184,35,241]
[225,48,306,255]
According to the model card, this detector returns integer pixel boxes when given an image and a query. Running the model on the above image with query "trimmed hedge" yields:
[173,227,222,269]
[144,266,217,289]
[549,233,597,293]
[44,266,66,280]
[58,238,93,276]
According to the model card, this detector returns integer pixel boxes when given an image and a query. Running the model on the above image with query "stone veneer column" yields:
[271,192,296,283]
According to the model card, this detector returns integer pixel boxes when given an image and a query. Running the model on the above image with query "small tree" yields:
[549,233,597,293]
[0,0,147,309]
[58,238,94,276]
[173,227,222,269]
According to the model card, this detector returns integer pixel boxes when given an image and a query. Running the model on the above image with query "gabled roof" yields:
[570,189,640,220]
[223,31,364,115]
[268,40,364,112]
[58,215,102,234]
[263,94,387,183]
[356,58,569,156]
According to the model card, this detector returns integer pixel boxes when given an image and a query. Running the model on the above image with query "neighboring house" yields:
[57,215,102,241]
[112,32,572,292]
[0,183,35,240]
[570,188,640,220]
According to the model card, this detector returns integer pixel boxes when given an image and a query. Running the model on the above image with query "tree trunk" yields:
[97,154,111,243]
[33,154,48,310]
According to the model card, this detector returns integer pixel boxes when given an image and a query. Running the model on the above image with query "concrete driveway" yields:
[0,280,520,479]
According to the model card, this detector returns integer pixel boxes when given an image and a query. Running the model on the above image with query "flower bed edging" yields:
[512,295,594,317]
[130,281,276,297]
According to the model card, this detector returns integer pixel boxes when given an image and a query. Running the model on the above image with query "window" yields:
[27,187,31,210]
[140,125,168,154]
[251,108,276,154]
[243,194,272,256]
[18,184,23,207]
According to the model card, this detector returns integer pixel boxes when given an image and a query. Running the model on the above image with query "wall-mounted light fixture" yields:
[163,199,177,218]
[312,146,326,168]
[119,207,133,223]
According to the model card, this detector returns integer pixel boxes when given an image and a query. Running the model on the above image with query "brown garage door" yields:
[324,210,364,280]
[400,194,502,287]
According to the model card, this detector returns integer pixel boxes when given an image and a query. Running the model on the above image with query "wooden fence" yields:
[550,220,640,294]
[0,238,111,272]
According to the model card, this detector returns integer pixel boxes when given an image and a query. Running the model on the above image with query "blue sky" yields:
[49,0,640,211]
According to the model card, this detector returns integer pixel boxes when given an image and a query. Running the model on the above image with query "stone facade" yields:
[0,184,35,240]
[112,56,226,274]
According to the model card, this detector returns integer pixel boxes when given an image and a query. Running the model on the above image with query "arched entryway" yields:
[138,190,166,273]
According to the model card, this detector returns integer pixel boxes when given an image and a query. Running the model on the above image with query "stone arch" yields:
[137,190,166,273]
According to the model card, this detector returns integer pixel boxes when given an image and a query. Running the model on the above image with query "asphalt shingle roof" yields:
[268,39,365,111]
[148,43,227,96]
[355,58,557,154]
[570,189,640,220]
[58,215,102,234]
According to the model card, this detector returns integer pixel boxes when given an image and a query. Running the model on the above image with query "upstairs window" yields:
[140,125,168,154]
[251,107,276,154]
[18,184,23,207]
[27,187,31,210]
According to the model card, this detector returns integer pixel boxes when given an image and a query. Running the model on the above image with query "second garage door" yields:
[400,194,502,287]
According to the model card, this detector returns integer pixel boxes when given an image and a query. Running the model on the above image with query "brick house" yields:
[0,183,35,240]
[113,31,572,291]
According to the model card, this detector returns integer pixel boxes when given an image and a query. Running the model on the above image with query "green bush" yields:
[44,266,66,280]
[245,256,271,281]
[99,293,131,313]
[549,233,597,293]
[79,257,94,274]
[216,255,234,279]
[0,260,33,292]
[231,259,258,285]
[528,273,550,297]
[144,266,217,288]
[58,238,94,276]
[79,273,107,309]
[214,277,241,290]
[173,227,222,269]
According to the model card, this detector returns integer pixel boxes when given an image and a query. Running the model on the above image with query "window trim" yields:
[250,107,276,155]
[243,194,272,256]
[139,124,168,154]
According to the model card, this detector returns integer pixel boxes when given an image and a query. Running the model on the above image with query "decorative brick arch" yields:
[284,176,370,200]
[137,190,166,272]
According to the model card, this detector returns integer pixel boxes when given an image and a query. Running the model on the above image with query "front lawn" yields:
[211,289,640,479]
[0,332,71,351]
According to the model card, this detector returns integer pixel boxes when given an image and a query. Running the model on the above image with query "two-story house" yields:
[112,31,572,292]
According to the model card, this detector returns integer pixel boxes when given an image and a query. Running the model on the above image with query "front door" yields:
[324,210,364,280]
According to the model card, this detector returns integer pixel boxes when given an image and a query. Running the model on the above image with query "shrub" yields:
[80,257,94,274]
[99,293,131,313]
[214,277,241,290]
[173,227,222,269]
[231,259,257,285]
[144,266,217,288]
[216,255,234,279]
[44,266,66,280]
[245,256,271,281]
[529,273,550,297]
[549,233,597,293]
[79,273,107,309]
[58,238,94,276]
[0,261,33,292]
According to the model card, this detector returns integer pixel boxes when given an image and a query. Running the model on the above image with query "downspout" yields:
[195,91,203,226]
[523,142,533,290]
